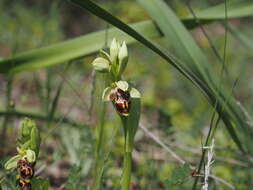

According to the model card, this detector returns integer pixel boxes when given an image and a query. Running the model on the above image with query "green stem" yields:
[0,77,13,148]
[93,74,108,190]
[0,110,80,127]
[121,151,132,190]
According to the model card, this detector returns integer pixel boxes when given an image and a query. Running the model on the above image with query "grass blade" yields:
[1,1,253,73]
[0,21,161,74]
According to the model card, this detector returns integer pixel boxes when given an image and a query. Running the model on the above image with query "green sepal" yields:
[92,57,110,73]
[99,50,111,63]
[24,149,36,163]
[4,155,22,170]
[19,140,31,152]
[102,87,114,101]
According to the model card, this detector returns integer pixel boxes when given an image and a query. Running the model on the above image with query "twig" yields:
[202,139,215,190]
[139,124,235,189]
[139,124,185,164]
[0,110,80,127]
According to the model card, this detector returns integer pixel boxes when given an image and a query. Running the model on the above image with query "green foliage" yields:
[66,165,85,190]
[1,0,253,189]
[31,178,51,190]
[164,164,191,189]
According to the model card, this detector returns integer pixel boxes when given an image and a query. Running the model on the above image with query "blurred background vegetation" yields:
[0,0,253,189]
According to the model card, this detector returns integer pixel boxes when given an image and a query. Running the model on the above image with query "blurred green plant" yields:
[3,118,50,190]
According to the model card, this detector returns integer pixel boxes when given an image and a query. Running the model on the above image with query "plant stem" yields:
[0,77,13,148]
[121,151,132,190]
[0,110,80,127]
[93,74,108,190]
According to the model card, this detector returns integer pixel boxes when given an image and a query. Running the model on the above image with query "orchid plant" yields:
[92,38,141,190]
[4,118,49,190]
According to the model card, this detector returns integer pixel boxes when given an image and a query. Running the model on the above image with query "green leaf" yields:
[121,98,141,153]
[138,0,251,154]
[66,165,84,190]
[1,1,253,74]
[31,178,51,190]
[184,0,253,20]
[0,20,160,74]
[165,163,191,189]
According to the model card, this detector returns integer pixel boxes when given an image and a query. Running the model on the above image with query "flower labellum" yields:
[17,158,35,190]
[102,81,141,116]
[114,88,131,116]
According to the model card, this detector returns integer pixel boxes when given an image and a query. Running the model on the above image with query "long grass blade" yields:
[0,21,161,74]
[1,1,253,73]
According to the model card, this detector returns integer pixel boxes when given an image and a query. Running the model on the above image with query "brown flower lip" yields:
[18,179,31,190]
[17,158,35,189]
[112,89,131,116]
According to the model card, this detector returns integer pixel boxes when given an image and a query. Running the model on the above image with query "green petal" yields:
[116,81,129,91]
[24,149,36,163]
[130,88,141,98]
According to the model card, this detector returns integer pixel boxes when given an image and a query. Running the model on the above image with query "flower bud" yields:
[21,118,36,139]
[118,41,128,75]
[110,38,120,63]
[92,57,110,73]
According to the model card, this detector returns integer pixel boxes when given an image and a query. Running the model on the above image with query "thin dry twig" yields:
[139,124,235,189]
